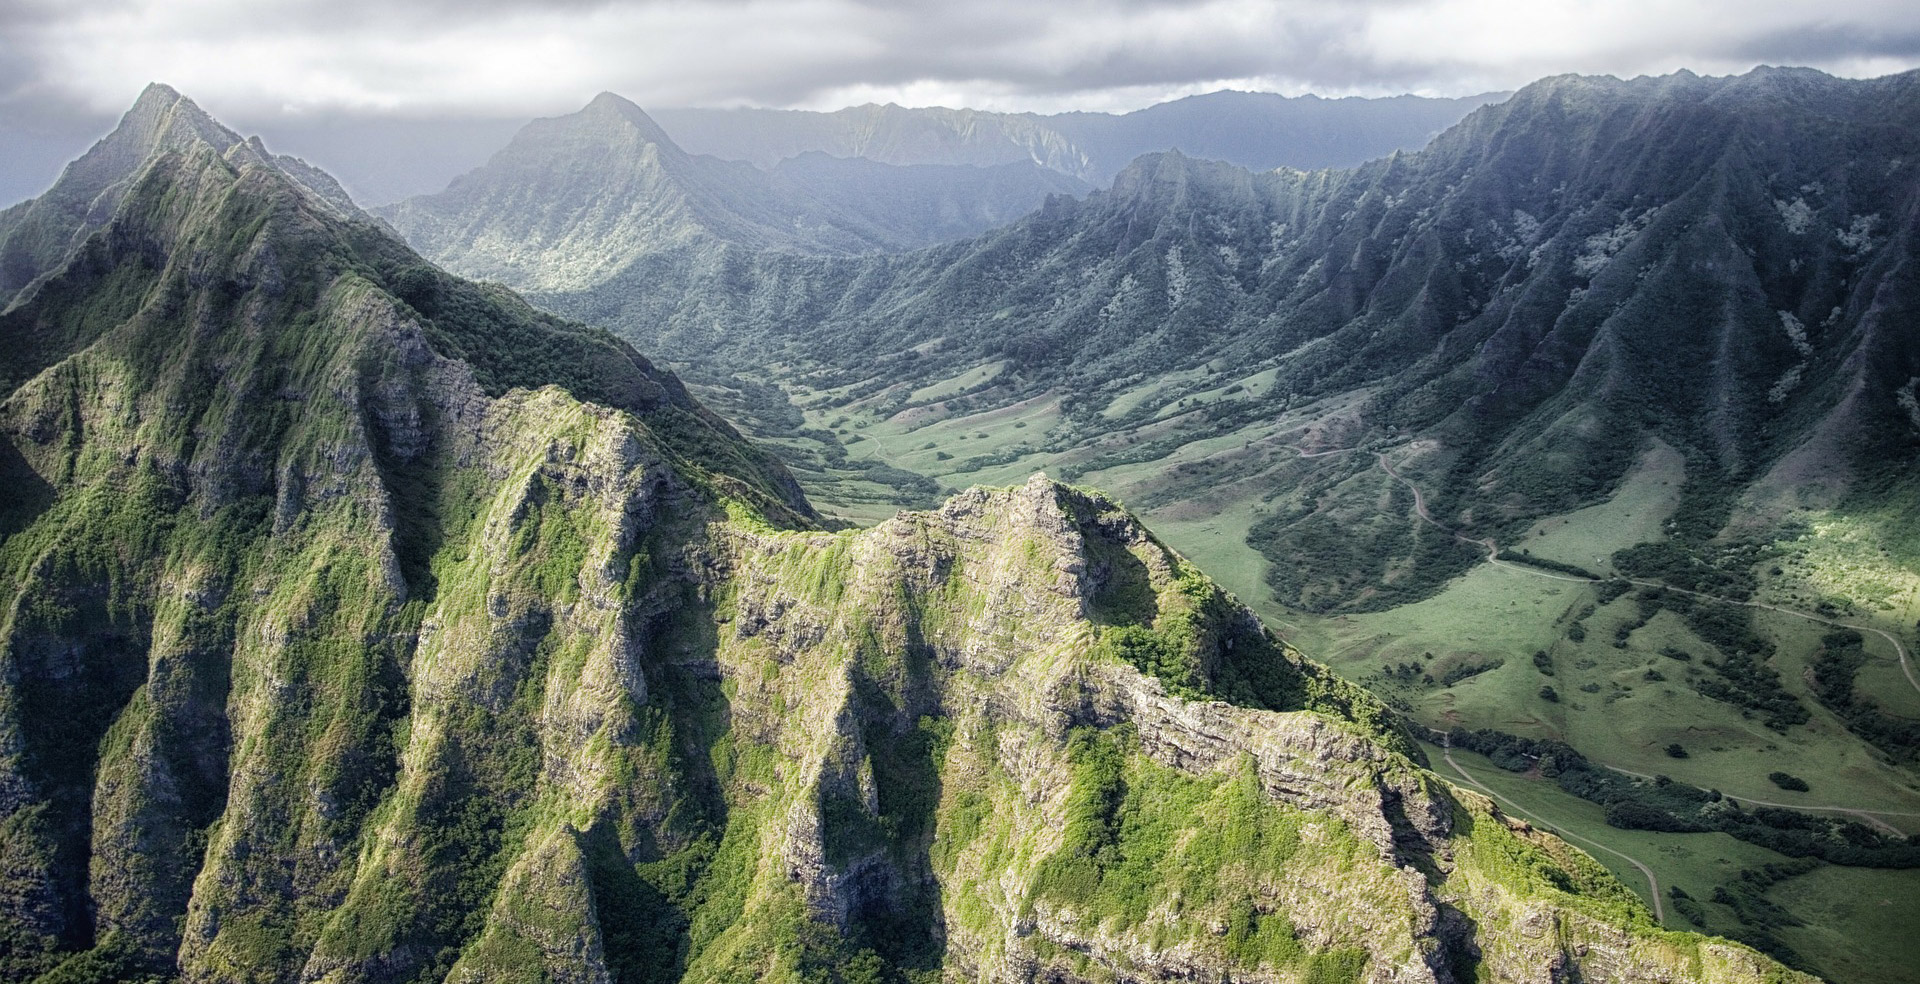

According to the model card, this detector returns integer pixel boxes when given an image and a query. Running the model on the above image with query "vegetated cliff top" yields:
[0,85,1813,984]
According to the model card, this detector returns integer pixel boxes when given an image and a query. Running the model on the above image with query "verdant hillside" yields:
[0,86,1815,984]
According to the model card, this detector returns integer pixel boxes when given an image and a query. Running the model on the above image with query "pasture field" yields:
[1432,742,1920,984]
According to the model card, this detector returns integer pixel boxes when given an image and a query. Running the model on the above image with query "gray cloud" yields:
[1728,23,1920,62]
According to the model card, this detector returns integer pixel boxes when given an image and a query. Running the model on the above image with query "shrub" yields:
[1606,800,1696,832]
[1767,772,1809,792]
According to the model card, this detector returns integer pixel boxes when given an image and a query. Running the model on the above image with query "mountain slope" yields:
[480,68,1920,614]
[0,88,1810,984]
[650,89,1504,182]
[376,93,1086,293]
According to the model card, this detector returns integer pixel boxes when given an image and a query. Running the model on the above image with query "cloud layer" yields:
[3,0,1917,121]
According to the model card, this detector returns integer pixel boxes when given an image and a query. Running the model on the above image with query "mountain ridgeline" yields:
[395,68,1920,613]
[0,86,1812,984]
[649,89,1504,183]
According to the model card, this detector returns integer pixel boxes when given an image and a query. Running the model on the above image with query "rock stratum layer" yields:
[0,87,1812,984]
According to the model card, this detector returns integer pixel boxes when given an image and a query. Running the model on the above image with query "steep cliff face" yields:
[0,85,810,982]
[665,478,1803,984]
[0,89,1811,984]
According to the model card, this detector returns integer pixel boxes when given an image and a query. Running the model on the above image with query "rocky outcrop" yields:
[674,475,1809,984]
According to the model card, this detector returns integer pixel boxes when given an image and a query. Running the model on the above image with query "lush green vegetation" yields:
[1768,773,1811,793]
[1446,728,1920,867]
[1498,550,1601,580]
[0,76,1891,984]
[1807,630,1920,761]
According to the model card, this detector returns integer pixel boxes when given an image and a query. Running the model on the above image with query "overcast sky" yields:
[3,0,1918,124]
[2,0,1917,205]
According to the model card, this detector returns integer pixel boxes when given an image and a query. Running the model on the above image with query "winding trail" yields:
[1289,441,1920,831]
[1438,739,1667,923]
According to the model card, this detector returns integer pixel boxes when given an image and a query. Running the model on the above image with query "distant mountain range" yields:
[0,88,1496,211]
[376,92,1088,291]
[653,89,1505,182]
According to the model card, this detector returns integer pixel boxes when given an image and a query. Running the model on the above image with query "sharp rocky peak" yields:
[0,83,327,306]
[49,83,242,200]
[570,90,683,150]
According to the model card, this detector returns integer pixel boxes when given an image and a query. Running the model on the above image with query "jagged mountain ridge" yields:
[0,84,358,308]
[470,67,1920,612]
[649,89,1505,182]
[0,87,1810,984]
[376,92,1088,293]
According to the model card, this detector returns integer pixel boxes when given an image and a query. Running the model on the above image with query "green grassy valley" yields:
[1431,741,1920,984]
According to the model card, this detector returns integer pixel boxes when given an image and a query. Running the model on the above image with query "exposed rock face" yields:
[0,88,1812,984]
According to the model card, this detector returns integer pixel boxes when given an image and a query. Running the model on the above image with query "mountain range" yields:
[0,83,1819,984]
[376,92,1089,292]
[650,89,1503,183]
[0,88,1490,215]
[389,67,1920,616]
[373,77,1920,980]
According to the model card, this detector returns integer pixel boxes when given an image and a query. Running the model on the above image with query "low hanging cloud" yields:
[2,0,1918,121]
